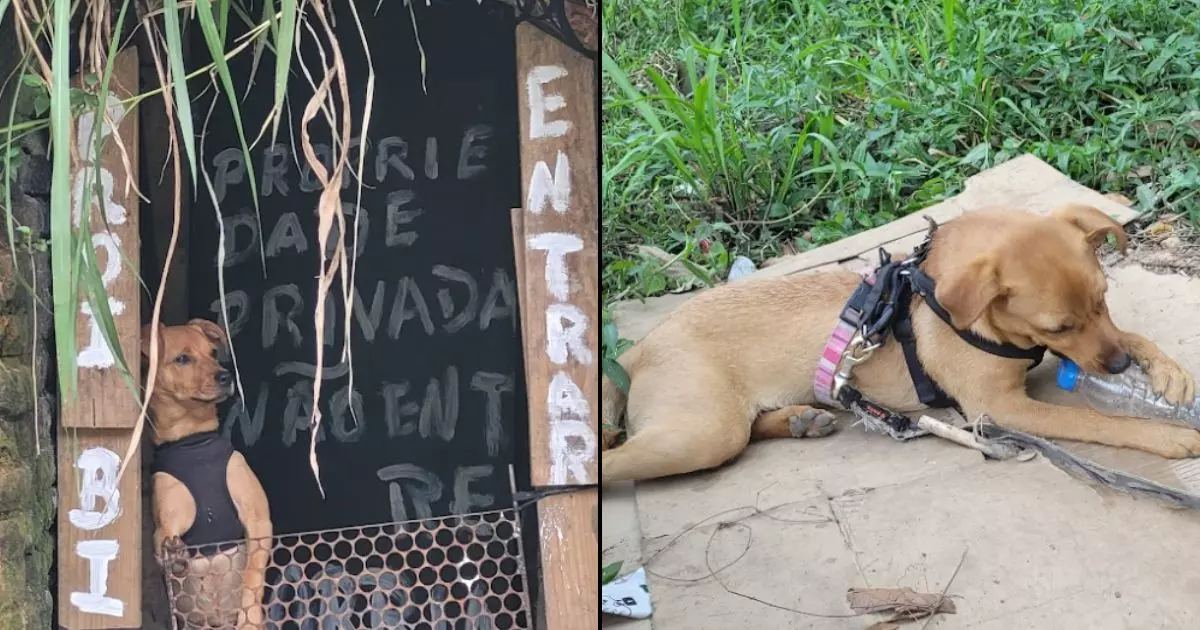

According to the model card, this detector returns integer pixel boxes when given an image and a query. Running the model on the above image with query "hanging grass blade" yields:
[218,0,231,43]
[161,0,199,186]
[242,0,278,100]
[49,0,78,401]
[196,0,267,271]
[271,0,298,145]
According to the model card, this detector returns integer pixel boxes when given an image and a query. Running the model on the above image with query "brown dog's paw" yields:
[160,535,190,574]
[788,409,838,438]
[1142,355,1196,405]
[1144,425,1200,459]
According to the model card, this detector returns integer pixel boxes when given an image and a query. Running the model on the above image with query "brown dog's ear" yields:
[141,324,165,360]
[187,318,230,361]
[1052,203,1128,254]
[934,255,1006,330]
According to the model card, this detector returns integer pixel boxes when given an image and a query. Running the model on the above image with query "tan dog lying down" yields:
[144,320,272,629]
[602,205,1200,485]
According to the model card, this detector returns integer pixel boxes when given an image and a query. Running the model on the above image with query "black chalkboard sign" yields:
[187,1,523,535]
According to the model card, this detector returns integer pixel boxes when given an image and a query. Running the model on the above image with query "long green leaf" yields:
[602,357,631,395]
[195,0,266,271]
[49,0,77,400]
[602,53,702,195]
[602,561,624,585]
[271,0,297,145]
[161,0,198,185]
[218,0,231,43]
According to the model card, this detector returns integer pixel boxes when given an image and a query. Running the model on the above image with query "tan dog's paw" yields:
[160,535,189,574]
[788,409,838,438]
[1141,355,1196,405]
[238,596,264,630]
[1143,424,1200,459]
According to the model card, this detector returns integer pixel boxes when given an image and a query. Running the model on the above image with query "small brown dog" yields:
[603,204,1200,485]
[144,320,271,628]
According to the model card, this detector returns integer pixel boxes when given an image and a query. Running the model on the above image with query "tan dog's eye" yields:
[174,354,191,365]
[1045,324,1073,335]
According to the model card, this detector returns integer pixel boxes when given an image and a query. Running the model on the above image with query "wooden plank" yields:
[63,47,141,429]
[514,24,598,488]
[511,208,530,360]
[535,490,599,627]
[57,47,142,629]
[514,23,599,630]
[57,428,142,629]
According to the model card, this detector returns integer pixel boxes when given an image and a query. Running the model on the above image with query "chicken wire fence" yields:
[163,509,532,629]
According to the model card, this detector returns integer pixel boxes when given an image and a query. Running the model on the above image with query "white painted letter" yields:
[546,303,593,366]
[527,65,571,139]
[527,151,571,214]
[68,447,123,530]
[77,299,125,369]
[547,372,595,485]
[70,540,124,617]
[526,233,583,302]
[90,232,122,288]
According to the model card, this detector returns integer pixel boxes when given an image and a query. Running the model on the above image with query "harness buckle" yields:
[846,334,880,363]
[831,333,877,400]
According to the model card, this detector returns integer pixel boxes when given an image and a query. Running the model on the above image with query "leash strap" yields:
[836,384,927,441]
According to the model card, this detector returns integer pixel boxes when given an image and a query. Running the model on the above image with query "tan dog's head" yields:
[142,319,234,407]
[932,204,1132,375]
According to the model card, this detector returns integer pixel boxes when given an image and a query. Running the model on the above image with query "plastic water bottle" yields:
[727,256,757,282]
[1055,358,1200,425]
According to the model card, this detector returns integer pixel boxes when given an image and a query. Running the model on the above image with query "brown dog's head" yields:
[932,204,1132,375]
[142,319,234,406]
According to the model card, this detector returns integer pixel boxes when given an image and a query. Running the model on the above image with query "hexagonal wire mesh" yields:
[163,509,532,629]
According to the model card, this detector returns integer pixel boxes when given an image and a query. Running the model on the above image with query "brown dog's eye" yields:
[1046,324,1073,335]
[174,354,191,365]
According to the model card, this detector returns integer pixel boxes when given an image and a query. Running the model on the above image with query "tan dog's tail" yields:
[601,346,640,450]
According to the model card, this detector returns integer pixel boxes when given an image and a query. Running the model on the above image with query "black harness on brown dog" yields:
[152,431,246,554]
[816,218,1051,438]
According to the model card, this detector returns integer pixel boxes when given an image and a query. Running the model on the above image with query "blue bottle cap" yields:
[1056,358,1081,391]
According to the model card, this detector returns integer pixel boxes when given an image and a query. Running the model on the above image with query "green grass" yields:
[602,0,1200,305]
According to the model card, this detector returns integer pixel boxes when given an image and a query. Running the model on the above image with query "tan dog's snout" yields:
[1103,349,1133,375]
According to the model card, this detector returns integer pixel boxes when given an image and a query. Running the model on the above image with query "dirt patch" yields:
[1108,213,1200,276]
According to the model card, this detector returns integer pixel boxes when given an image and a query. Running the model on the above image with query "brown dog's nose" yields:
[217,369,233,387]
[1104,351,1133,375]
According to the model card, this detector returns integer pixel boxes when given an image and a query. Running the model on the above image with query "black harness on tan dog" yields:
[815,218,1049,439]
[152,431,245,555]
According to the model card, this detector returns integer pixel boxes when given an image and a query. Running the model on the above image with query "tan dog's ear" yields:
[1052,203,1128,254]
[141,324,164,360]
[934,255,1005,330]
[187,318,230,362]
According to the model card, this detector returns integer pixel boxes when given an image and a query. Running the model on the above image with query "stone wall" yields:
[0,128,57,628]
[0,12,57,626]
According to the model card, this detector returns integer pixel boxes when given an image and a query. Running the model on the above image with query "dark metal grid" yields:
[510,0,598,58]
[164,509,532,630]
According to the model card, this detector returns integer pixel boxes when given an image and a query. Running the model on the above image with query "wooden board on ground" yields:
[610,153,1200,522]
[57,48,142,629]
[515,21,599,630]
